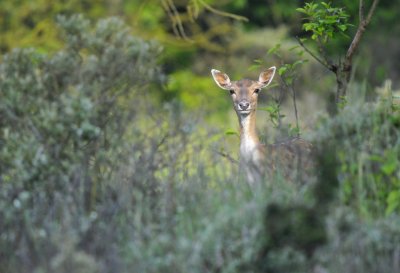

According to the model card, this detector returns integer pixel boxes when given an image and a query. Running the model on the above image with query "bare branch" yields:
[345,0,380,66]
[161,0,248,45]
[197,0,248,22]
[359,0,365,22]
[278,69,300,136]
[316,37,334,68]
[161,0,180,37]
[215,150,239,165]
[166,0,186,37]
[161,0,192,41]
[366,0,380,24]
[296,37,332,71]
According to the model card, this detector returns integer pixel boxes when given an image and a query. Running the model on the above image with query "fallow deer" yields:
[211,67,313,186]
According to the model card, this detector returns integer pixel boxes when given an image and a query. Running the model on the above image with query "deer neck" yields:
[238,111,260,158]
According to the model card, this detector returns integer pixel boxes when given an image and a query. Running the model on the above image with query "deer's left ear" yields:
[211,69,232,90]
[258,66,276,88]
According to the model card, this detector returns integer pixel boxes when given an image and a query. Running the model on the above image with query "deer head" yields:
[211,67,276,116]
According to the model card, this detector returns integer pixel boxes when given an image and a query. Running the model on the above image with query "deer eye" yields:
[254,89,260,94]
[229,90,235,95]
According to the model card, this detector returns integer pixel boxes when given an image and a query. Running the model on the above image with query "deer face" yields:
[211,67,276,116]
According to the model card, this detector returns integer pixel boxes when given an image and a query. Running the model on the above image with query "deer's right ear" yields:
[211,69,232,90]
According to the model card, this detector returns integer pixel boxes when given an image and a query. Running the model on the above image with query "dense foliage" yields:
[0,1,399,273]
[0,15,166,271]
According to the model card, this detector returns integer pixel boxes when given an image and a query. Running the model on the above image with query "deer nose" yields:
[238,101,250,110]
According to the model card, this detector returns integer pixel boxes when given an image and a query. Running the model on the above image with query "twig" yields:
[316,37,334,69]
[366,0,380,23]
[345,0,380,67]
[280,75,300,137]
[296,37,331,71]
[215,150,239,165]
[197,0,248,22]
[359,0,365,22]
[161,0,192,41]
[290,85,300,137]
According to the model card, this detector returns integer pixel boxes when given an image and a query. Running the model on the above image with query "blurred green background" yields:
[1,1,400,272]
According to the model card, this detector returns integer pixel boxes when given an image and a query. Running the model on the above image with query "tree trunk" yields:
[335,63,352,106]
[334,0,380,110]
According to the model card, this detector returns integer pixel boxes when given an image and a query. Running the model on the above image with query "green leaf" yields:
[260,105,278,113]
[225,129,239,137]
[380,150,398,175]
[368,154,383,162]
[248,64,261,71]
[278,66,287,76]
[386,191,400,215]
[267,44,281,55]
[381,159,397,175]
[292,60,305,68]
[296,8,307,14]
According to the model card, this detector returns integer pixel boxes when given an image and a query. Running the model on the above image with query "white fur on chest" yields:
[240,136,258,161]
[239,115,261,163]
[240,132,264,186]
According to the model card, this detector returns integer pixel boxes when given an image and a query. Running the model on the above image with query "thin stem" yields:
[317,37,333,68]
[281,74,300,136]
[366,0,380,23]
[345,0,380,67]
[215,150,239,165]
[197,0,248,22]
[290,85,300,137]
[359,0,365,22]
[161,0,192,41]
[296,37,331,71]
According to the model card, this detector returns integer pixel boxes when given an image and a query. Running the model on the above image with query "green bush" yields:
[256,86,400,273]
[318,209,400,273]
[1,13,400,273]
[0,14,262,273]
[0,14,164,272]
[311,96,400,216]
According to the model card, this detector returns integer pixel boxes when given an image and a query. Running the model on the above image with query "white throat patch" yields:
[239,115,259,161]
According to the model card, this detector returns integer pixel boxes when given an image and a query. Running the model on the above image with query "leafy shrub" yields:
[0,14,262,273]
[318,209,400,273]
[256,86,400,273]
[311,96,400,216]
[0,14,163,272]
[1,12,400,273]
